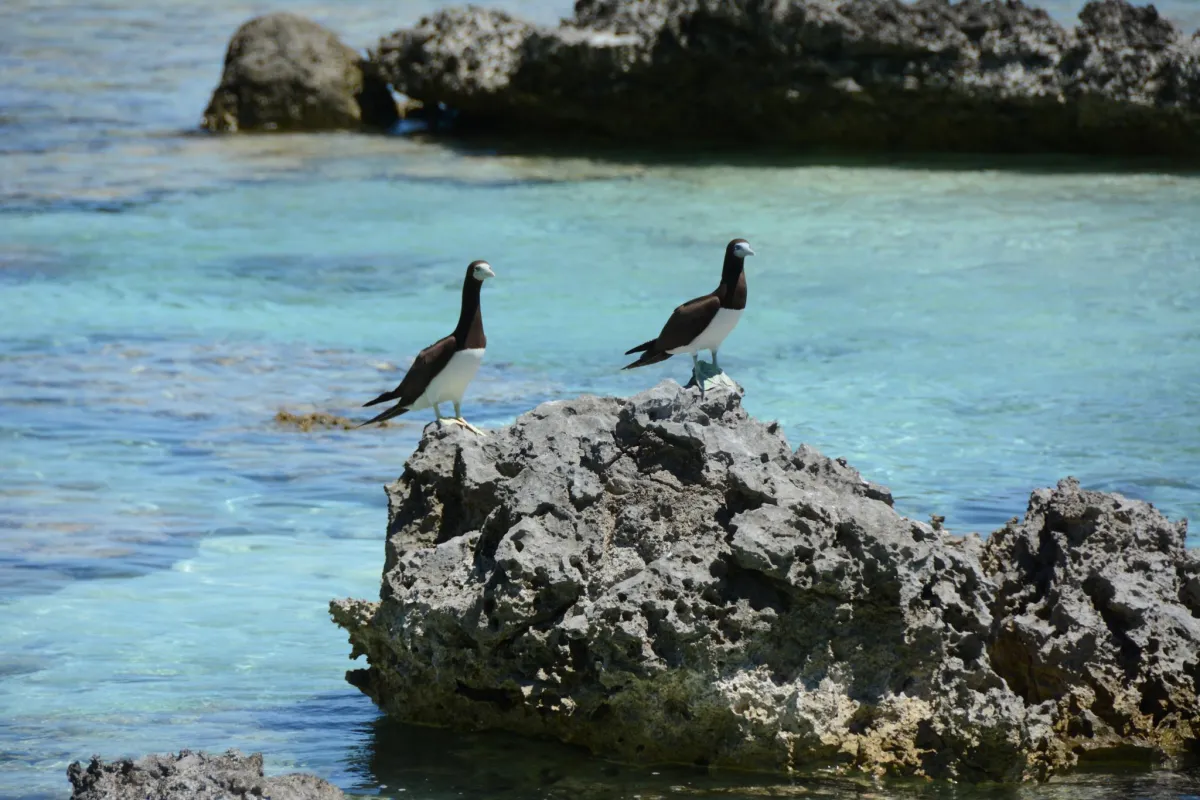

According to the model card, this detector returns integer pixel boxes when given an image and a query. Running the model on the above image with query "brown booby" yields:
[359,260,495,434]
[623,238,754,390]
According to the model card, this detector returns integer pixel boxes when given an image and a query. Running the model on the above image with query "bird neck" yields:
[455,277,485,346]
[717,254,746,309]
[719,253,744,288]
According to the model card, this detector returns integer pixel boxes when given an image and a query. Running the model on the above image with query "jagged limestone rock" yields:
[331,380,1199,781]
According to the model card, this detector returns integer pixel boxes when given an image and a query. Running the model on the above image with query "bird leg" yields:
[691,353,704,397]
[450,401,486,436]
[711,348,721,372]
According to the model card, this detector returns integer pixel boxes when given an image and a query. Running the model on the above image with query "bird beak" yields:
[745,247,756,257]
[479,264,496,279]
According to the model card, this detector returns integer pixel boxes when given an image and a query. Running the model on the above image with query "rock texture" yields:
[332,381,1200,782]
[984,484,1200,758]
[203,13,398,133]
[371,0,1200,155]
[67,749,344,800]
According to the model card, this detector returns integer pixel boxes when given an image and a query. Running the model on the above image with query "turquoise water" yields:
[3,1,1200,798]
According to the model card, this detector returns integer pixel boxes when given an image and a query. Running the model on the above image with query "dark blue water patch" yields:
[213,252,449,296]
[0,248,74,284]
[0,560,155,604]
[387,170,641,190]
[0,781,57,800]
[946,486,1037,534]
[0,536,193,602]
[0,194,165,216]
[13,559,150,584]
[0,654,47,679]
[0,564,74,603]
[0,174,274,217]
[1086,476,1198,527]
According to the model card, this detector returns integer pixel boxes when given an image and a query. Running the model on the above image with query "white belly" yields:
[410,348,484,410]
[668,307,743,355]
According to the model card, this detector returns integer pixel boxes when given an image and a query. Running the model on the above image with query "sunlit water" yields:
[2,1,1200,798]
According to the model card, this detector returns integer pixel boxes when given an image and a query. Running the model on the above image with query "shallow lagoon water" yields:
[2,0,1200,798]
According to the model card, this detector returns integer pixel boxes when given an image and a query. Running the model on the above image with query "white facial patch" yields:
[473,262,494,280]
[733,242,754,258]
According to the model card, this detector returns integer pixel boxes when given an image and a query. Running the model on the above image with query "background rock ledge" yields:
[371,0,1200,156]
[332,381,1199,782]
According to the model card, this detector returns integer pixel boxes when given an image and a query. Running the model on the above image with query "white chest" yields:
[671,307,744,354]
[420,348,485,406]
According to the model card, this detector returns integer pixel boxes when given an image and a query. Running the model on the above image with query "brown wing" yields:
[652,294,720,353]
[623,294,721,369]
[363,334,457,408]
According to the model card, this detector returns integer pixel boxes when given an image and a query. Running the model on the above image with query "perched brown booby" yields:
[359,260,495,434]
[623,238,754,390]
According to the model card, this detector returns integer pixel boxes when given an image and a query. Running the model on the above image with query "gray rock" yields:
[203,13,398,133]
[66,749,344,800]
[983,478,1200,759]
[370,0,1200,156]
[330,380,1199,781]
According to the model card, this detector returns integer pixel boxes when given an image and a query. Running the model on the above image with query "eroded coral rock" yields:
[331,380,1198,781]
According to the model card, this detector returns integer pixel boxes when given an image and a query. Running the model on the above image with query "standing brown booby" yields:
[623,238,754,390]
[359,260,495,434]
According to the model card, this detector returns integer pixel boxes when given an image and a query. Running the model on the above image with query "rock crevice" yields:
[333,381,1199,781]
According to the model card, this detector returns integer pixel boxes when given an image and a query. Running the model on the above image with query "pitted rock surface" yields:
[333,381,1198,781]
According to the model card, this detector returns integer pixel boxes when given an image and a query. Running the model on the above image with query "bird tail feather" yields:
[622,351,672,370]
[624,339,656,355]
[357,404,409,428]
[362,390,397,408]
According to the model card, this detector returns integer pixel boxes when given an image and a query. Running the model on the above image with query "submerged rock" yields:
[332,380,1199,782]
[67,749,344,800]
[371,0,1200,156]
[203,13,398,133]
[274,409,391,431]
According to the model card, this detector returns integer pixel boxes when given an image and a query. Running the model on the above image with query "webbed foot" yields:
[449,417,486,436]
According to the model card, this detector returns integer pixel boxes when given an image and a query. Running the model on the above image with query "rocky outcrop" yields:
[67,749,344,800]
[203,13,398,133]
[983,481,1200,758]
[370,0,1200,155]
[332,381,1200,782]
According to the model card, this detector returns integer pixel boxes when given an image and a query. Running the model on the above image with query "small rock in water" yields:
[274,409,389,431]
[67,749,345,800]
[202,12,398,133]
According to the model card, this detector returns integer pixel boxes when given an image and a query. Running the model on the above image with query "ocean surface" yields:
[2,1,1200,798]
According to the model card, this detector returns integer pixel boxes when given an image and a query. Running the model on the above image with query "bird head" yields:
[469,260,496,281]
[728,239,755,259]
